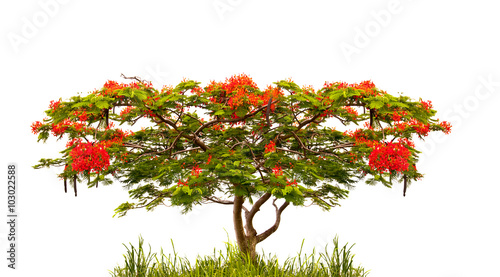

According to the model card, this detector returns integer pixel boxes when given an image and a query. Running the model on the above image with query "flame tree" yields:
[32,74,451,260]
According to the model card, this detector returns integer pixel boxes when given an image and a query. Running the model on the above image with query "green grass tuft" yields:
[109,236,370,277]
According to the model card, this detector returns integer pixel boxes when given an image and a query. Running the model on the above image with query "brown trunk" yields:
[233,195,258,261]
[232,193,289,263]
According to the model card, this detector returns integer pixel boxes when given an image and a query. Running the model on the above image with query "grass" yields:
[110,236,370,277]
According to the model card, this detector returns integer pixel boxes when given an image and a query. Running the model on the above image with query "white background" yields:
[1,1,499,276]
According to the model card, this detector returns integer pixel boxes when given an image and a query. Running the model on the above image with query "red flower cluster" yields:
[142,109,158,119]
[439,121,452,134]
[191,86,204,96]
[343,129,378,147]
[120,106,135,118]
[50,118,92,136]
[72,110,88,121]
[70,142,110,173]
[206,74,283,111]
[286,179,298,187]
[302,85,315,95]
[31,121,43,134]
[96,80,153,98]
[369,142,411,173]
[397,137,415,148]
[272,165,283,177]
[161,85,173,95]
[324,80,381,98]
[191,165,202,177]
[264,141,276,153]
[252,85,283,110]
[100,128,134,148]
[177,178,188,187]
[342,106,358,118]
[391,110,408,122]
[51,119,71,136]
[420,100,433,111]
[212,123,225,131]
[223,74,258,95]
[390,118,430,136]
[49,99,62,112]
[349,153,359,163]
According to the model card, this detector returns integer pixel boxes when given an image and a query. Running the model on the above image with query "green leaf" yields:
[369,101,384,109]
[182,186,192,196]
[214,110,225,116]
[235,107,247,118]
[71,102,90,108]
[303,94,320,106]
[152,172,166,180]
[234,161,240,167]
[172,187,182,196]
[310,172,324,180]
[329,91,343,101]
[389,101,409,108]
[166,94,181,102]
[133,90,148,101]
[255,185,267,192]
[294,187,303,196]
[95,101,110,109]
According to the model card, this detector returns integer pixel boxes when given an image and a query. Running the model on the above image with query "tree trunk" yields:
[232,193,289,263]
[233,195,258,261]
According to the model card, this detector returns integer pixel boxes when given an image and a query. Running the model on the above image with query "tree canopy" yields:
[33,74,451,213]
[32,74,451,258]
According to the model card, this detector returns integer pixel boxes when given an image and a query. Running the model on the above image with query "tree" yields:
[32,74,451,261]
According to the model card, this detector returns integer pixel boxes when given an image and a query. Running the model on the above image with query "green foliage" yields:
[32,76,450,216]
[109,236,370,277]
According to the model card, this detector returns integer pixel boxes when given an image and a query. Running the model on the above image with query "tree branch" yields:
[290,131,342,160]
[123,142,147,149]
[171,147,201,156]
[256,199,289,243]
[203,196,249,213]
[245,192,272,237]
[120,73,146,84]
[266,97,273,127]
[275,147,305,157]
[233,195,248,252]
[194,100,280,136]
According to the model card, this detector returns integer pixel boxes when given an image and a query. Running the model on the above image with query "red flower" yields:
[191,165,202,177]
[73,110,88,122]
[324,80,380,98]
[369,142,411,173]
[51,119,71,136]
[439,121,452,134]
[342,106,358,118]
[420,100,433,111]
[286,179,298,187]
[98,80,152,98]
[31,121,43,134]
[49,99,62,112]
[390,118,430,136]
[272,165,283,177]
[69,141,110,173]
[177,178,188,187]
[264,141,276,153]
[392,112,402,122]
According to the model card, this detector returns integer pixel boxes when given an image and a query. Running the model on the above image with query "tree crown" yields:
[32,74,451,216]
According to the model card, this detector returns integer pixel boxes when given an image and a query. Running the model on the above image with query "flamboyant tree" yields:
[32,74,451,260]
